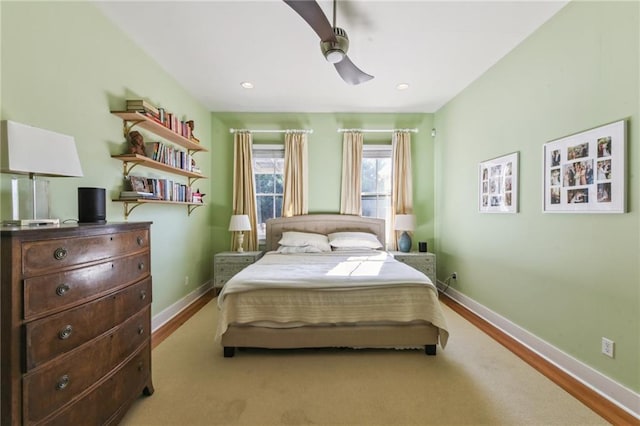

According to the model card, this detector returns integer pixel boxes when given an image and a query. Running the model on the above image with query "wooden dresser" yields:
[1,222,154,425]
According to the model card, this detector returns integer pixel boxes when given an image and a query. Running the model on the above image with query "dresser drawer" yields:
[405,260,434,271]
[24,252,150,320]
[215,264,247,277]
[397,258,434,267]
[45,344,151,426]
[23,307,150,424]
[215,255,256,265]
[25,278,152,370]
[21,229,150,277]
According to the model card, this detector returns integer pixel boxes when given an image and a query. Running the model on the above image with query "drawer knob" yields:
[137,236,144,246]
[140,290,147,300]
[138,262,145,270]
[56,375,70,391]
[53,248,67,260]
[55,283,70,296]
[58,325,73,340]
[138,326,144,335]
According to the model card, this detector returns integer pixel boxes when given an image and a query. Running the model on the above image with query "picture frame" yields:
[543,119,626,213]
[479,152,519,213]
[128,175,149,193]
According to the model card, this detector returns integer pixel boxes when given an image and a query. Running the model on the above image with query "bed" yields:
[216,214,449,357]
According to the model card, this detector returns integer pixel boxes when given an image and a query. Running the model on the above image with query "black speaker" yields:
[418,242,427,252]
[78,187,106,224]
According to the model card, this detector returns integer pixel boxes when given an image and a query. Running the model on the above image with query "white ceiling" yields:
[95,0,567,113]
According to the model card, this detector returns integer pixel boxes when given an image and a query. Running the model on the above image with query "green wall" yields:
[434,1,639,391]
[0,1,213,316]
[2,0,637,398]
[210,113,435,252]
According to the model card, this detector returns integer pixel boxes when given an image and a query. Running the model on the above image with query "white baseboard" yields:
[437,281,640,420]
[151,280,213,333]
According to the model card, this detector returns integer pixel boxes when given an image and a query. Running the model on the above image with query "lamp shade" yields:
[394,214,415,231]
[228,214,251,231]
[1,120,83,177]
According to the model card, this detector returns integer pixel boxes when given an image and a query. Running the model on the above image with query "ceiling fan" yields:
[283,0,374,85]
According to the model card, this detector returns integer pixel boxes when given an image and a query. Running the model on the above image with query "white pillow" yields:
[277,245,323,254]
[328,232,383,249]
[278,231,331,252]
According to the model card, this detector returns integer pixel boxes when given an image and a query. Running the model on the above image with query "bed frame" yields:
[221,214,440,357]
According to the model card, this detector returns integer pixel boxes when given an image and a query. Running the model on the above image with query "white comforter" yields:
[216,251,449,347]
[218,250,435,303]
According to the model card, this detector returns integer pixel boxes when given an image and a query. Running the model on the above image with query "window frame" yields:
[361,144,393,245]
[252,144,285,241]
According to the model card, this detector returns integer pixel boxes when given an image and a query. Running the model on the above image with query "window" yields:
[253,145,284,240]
[361,145,392,243]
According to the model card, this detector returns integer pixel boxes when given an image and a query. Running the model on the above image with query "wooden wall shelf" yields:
[112,198,205,219]
[111,111,208,153]
[111,108,208,219]
[111,154,206,186]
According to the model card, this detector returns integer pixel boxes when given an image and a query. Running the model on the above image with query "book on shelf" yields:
[119,191,156,199]
[145,142,160,160]
[143,142,193,171]
[126,99,159,116]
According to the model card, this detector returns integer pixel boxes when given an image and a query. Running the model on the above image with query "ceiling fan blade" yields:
[283,0,336,42]
[334,56,374,85]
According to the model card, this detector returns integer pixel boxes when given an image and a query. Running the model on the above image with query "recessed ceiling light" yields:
[240,81,254,89]
[396,83,410,91]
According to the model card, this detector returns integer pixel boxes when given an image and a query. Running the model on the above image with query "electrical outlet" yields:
[601,337,614,358]
[184,276,190,286]
[451,272,458,280]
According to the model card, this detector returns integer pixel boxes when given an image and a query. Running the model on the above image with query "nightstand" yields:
[214,251,263,290]
[391,251,436,284]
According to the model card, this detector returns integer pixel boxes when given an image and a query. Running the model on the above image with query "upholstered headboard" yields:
[265,214,386,251]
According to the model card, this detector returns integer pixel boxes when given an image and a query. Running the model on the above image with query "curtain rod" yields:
[337,128,419,133]
[229,128,313,134]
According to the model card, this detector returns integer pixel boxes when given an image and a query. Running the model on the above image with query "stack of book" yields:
[126,99,163,125]
[119,191,156,200]
[125,99,194,141]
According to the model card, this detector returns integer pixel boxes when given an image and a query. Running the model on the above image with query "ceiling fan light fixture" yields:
[284,1,373,85]
[325,49,345,63]
[321,27,349,64]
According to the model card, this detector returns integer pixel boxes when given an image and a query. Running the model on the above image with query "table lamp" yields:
[229,214,251,252]
[394,214,416,253]
[1,120,83,226]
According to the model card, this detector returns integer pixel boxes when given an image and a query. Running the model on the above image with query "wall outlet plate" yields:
[601,337,614,358]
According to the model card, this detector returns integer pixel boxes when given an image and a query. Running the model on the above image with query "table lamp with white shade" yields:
[229,214,251,252]
[1,120,83,226]
[394,214,416,253]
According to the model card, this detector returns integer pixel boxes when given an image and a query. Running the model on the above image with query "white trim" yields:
[151,280,213,333]
[363,144,392,157]
[253,144,284,150]
[436,281,640,420]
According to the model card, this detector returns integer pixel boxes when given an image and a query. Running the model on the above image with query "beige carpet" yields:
[120,298,606,425]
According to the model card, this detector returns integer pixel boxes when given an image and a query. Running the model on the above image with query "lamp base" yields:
[236,232,245,253]
[398,231,412,253]
[2,218,60,227]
